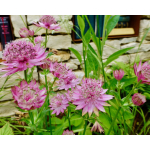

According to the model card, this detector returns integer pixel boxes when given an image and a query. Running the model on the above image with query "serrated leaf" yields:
[0,122,14,135]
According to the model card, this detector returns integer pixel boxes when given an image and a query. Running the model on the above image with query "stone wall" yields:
[0,15,150,117]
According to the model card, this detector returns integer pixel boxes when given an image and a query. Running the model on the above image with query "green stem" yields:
[68,108,71,131]
[83,119,88,135]
[107,106,121,135]
[24,70,27,81]
[44,74,52,135]
[45,29,48,48]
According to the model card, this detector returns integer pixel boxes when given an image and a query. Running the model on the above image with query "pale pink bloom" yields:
[0,40,48,77]
[19,27,34,38]
[91,121,104,133]
[49,62,72,79]
[49,94,69,116]
[34,15,60,31]
[134,60,150,84]
[57,75,80,90]
[11,79,46,110]
[65,89,76,102]
[34,36,43,45]
[72,78,113,117]
[40,58,51,70]
[113,69,124,80]
[132,93,146,106]
[62,129,75,135]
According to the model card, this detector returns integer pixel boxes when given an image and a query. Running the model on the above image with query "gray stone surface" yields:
[120,37,138,44]
[47,35,71,49]
[0,88,12,101]
[121,42,150,53]
[68,58,84,65]
[10,15,26,37]
[63,62,78,70]
[0,100,18,117]
[0,66,38,88]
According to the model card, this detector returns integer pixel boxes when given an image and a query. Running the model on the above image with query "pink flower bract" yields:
[91,121,104,133]
[40,58,51,70]
[134,60,150,84]
[49,94,69,116]
[34,15,60,31]
[132,93,146,106]
[62,129,75,135]
[0,40,48,77]
[11,79,46,110]
[72,78,113,117]
[113,69,124,80]
[19,27,34,38]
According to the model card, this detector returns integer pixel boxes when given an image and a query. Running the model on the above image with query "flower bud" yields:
[113,69,124,80]
[91,121,104,133]
[132,93,146,106]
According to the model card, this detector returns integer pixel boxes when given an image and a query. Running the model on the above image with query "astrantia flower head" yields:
[73,78,113,117]
[34,15,60,31]
[132,93,146,106]
[49,62,72,79]
[19,27,34,38]
[65,89,76,102]
[0,40,48,77]
[62,130,75,135]
[91,121,104,133]
[49,94,69,116]
[134,60,150,84]
[40,58,51,70]
[34,36,43,45]
[57,75,80,90]
[113,69,124,80]
[11,79,46,110]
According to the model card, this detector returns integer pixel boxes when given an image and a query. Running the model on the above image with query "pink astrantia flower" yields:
[62,130,75,135]
[49,62,71,79]
[40,58,51,70]
[113,69,124,80]
[19,27,34,38]
[56,75,80,90]
[49,61,80,90]
[34,36,43,45]
[134,60,150,84]
[49,94,69,116]
[11,79,46,110]
[91,121,104,133]
[72,78,113,117]
[65,89,76,102]
[34,15,60,31]
[132,93,146,106]
[0,40,48,77]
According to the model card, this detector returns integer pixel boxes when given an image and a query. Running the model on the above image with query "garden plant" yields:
[0,15,150,135]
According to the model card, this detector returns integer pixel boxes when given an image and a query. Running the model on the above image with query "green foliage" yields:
[0,122,14,135]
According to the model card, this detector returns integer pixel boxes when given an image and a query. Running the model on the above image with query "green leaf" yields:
[51,117,63,124]
[70,114,83,127]
[104,47,134,67]
[106,15,120,37]
[121,77,136,88]
[68,47,82,64]
[46,52,53,58]
[77,15,85,35]
[0,122,14,135]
